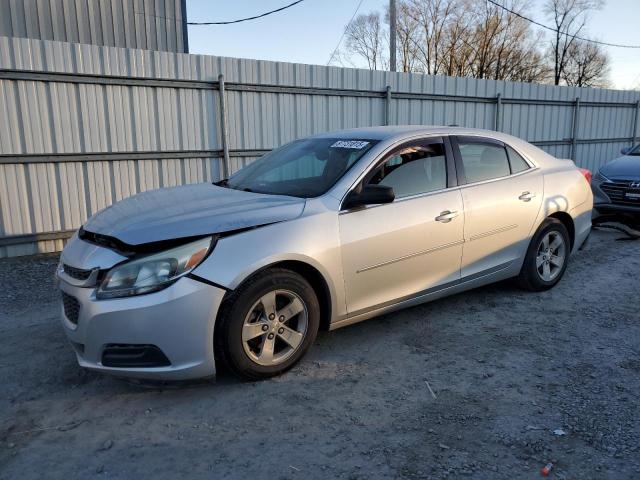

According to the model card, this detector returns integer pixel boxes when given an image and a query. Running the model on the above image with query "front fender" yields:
[191,211,346,321]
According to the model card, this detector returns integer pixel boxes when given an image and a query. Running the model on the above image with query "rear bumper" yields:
[58,276,226,380]
[570,199,593,254]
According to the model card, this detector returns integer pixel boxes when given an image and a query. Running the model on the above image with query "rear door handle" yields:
[435,210,459,223]
[519,191,536,202]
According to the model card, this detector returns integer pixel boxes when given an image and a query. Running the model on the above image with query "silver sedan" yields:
[57,126,593,380]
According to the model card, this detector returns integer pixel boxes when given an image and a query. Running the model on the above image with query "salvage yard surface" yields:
[1,229,639,479]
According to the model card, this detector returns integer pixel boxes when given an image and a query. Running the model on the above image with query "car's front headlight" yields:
[594,171,611,183]
[96,236,213,299]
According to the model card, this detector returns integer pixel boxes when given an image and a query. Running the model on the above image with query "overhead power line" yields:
[327,0,366,65]
[487,0,640,49]
[188,0,305,26]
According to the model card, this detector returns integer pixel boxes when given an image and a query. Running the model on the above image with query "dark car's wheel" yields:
[215,268,320,380]
[517,218,571,292]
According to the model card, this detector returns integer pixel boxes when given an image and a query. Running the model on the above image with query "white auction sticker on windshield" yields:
[331,140,370,149]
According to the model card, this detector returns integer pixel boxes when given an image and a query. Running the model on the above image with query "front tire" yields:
[517,218,570,292]
[215,268,320,380]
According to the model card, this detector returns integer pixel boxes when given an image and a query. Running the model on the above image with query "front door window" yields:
[367,143,447,198]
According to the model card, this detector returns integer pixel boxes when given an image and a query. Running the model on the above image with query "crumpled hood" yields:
[600,155,640,180]
[83,183,306,245]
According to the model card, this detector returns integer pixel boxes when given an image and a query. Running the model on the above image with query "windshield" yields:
[629,145,640,156]
[225,138,378,197]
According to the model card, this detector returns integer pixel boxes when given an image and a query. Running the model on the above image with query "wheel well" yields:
[273,261,332,331]
[548,211,575,249]
[224,260,332,332]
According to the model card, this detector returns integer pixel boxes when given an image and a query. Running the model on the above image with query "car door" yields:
[338,137,464,315]
[451,136,543,279]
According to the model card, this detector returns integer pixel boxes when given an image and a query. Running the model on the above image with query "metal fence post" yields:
[218,74,231,179]
[495,93,502,131]
[385,85,392,125]
[632,100,640,145]
[570,97,580,161]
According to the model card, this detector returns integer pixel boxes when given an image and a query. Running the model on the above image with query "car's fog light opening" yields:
[101,344,171,368]
[61,292,80,325]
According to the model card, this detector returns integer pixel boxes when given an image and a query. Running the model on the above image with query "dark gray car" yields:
[592,145,640,215]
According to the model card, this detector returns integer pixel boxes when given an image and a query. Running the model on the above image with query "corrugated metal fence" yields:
[0,0,188,53]
[1,35,640,257]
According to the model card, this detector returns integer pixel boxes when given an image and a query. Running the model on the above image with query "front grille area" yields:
[63,264,93,281]
[101,344,171,368]
[600,180,640,206]
[61,292,80,325]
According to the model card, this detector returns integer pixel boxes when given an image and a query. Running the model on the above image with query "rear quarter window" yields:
[506,146,530,174]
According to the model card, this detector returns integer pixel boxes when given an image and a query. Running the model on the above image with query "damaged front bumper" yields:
[57,234,226,380]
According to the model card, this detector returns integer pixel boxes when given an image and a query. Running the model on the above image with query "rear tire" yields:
[517,218,570,292]
[215,268,320,380]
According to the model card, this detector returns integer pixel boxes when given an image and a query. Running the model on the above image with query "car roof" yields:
[313,125,561,169]
[313,125,503,141]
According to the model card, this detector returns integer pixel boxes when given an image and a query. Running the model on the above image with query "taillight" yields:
[578,167,592,184]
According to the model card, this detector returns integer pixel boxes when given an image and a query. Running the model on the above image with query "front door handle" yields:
[519,191,536,202]
[435,210,459,223]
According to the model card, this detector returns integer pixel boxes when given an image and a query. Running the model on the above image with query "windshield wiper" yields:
[214,179,256,192]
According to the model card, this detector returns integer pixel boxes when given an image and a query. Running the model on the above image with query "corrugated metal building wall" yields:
[0,0,188,52]
[1,35,639,257]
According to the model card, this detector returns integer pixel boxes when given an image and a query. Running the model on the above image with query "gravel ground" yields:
[1,228,639,480]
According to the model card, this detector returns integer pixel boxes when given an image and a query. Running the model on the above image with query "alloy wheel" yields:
[536,230,566,282]
[241,289,308,366]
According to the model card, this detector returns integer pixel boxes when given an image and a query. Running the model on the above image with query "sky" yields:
[185,0,640,90]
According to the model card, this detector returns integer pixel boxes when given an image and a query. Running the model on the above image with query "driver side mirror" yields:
[621,147,631,155]
[343,184,395,210]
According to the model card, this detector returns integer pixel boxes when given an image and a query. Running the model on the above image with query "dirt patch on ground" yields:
[1,229,639,479]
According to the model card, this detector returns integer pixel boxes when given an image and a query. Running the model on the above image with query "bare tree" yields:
[344,13,386,70]
[404,0,546,81]
[475,0,549,82]
[499,42,550,83]
[439,1,476,77]
[562,39,610,87]
[407,0,465,75]
[389,1,422,73]
[545,0,603,85]
[467,0,505,79]
[341,0,609,88]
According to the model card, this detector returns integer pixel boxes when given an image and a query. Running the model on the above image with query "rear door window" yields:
[456,140,510,183]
